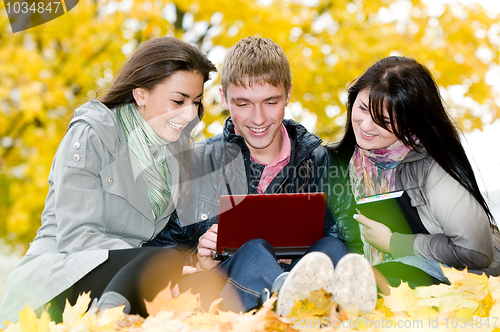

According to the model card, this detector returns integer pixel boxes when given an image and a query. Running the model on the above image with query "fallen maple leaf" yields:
[81,304,124,331]
[442,265,491,300]
[11,264,500,332]
[288,289,333,319]
[263,310,296,332]
[141,311,188,332]
[208,298,223,315]
[18,305,38,332]
[382,282,416,314]
[144,283,200,319]
[61,291,92,328]
[116,315,145,332]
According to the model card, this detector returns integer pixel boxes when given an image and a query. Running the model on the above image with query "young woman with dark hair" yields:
[328,56,499,288]
[0,37,219,326]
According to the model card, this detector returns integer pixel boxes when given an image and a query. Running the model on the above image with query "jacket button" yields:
[73,154,80,161]
[200,213,208,221]
[73,142,81,150]
[108,177,114,183]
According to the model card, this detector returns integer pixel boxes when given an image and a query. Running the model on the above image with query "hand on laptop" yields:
[196,224,221,271]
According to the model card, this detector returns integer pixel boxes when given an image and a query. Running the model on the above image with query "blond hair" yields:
[221,37,291,96]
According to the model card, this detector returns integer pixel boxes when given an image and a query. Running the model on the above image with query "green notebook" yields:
[356,191,415,234]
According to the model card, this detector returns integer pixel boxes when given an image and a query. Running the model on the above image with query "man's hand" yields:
[355,213,392,254]
[196,224,221,271]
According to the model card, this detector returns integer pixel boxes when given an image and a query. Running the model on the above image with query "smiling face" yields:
[220,82,291,164]
[133,71,204,142]
[351,89,398,150]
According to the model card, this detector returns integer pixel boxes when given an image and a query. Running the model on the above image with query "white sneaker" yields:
[276,252,335,316]
[275,253,377,316]
[332,253,377,313]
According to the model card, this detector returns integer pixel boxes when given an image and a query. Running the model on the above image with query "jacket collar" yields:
[70,100,125,159]
[401,145,429,164]
[221,117,322,166]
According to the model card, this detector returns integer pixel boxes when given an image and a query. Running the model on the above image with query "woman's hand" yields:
[196,224,221,271]
[355,213,393,254]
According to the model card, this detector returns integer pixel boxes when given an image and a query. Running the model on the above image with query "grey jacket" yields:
[390,148,500,276]
[0,101,178,325]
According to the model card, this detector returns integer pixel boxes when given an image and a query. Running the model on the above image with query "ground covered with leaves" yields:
[3,266,500,331]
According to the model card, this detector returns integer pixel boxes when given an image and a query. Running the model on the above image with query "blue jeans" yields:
[216,237,349,312]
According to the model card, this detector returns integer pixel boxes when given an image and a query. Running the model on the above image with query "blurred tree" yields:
[0,0,499,248]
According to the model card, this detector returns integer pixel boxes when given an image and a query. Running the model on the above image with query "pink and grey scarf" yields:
[349,140,412,264]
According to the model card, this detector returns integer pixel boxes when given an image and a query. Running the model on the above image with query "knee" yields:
[309,237,349,263]
[240,238,273,253]
[230,238,275,261]
[221,238,277,273]
[313,236,347,250]
[142,248,184,270]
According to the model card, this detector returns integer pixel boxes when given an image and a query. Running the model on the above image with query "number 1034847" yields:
[5,2,63,14]
[443,317,498,329]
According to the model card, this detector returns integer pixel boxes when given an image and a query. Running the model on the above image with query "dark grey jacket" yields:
[147,118,356,262]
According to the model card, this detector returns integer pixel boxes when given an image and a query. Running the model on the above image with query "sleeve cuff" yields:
[390,233,417,258]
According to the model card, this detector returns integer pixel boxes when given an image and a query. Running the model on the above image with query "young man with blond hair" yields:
[149,37,374,315]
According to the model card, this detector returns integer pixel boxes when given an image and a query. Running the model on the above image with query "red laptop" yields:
[214,192,326,260]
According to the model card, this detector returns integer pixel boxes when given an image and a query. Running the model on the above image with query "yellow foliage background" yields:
[0,0,499,249]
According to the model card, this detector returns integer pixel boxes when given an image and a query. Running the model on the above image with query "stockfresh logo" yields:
[4,0,78,33]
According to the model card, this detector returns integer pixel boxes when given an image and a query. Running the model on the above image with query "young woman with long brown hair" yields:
[0,37,217,325]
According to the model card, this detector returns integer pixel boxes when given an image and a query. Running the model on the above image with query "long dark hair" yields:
[332,56,492,220]
[100,37,217,200]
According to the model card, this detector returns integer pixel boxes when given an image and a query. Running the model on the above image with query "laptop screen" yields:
[215,192,326,259]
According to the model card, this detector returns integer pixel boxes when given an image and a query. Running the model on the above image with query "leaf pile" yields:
[3,266,500,331]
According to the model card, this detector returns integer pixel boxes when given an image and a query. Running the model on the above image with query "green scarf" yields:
[116,103,171,220]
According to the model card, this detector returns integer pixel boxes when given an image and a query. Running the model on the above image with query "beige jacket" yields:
[390,148,500,276]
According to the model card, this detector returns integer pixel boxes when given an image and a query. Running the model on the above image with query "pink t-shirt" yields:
[249,124,291,193]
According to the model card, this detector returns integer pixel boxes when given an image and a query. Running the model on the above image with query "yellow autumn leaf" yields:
[413,290,479,314]
[8,308,54,332]
[12,262,500,332]
[61,292,92,328]
[18,305,36,332]
[288,289,333,319]
[182,311,225,330]
[140,311,188,332]
[207,298,223,315]
[35,312,53,332]
[486,303,500,328]
[375,297,395,318]
[144,283,199,318]
[489,276,500,302]
[80,305,124,331]
[474,291,495,317]
[449,307,474,322]
[144,283,174,317]
[442,266,491,298]
[189,295,277,332]
[263,310,296,332]
[221,302,269,332]
[382,282,417,313]
[413,283,459,299]
[408,305,441,320]
[115,314,144,332]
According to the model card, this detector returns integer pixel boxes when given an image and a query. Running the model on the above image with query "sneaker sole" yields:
[332,253,377,313]
[276,252,334,316]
